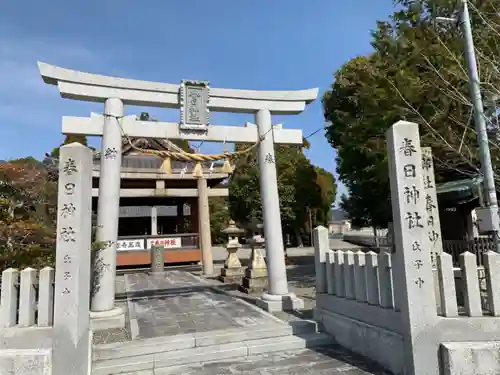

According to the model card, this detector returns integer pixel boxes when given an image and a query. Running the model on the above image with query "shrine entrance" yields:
[38,62,318,318]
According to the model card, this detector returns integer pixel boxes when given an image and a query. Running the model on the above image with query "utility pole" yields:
[439,0,500,252]
[308,207,313,247]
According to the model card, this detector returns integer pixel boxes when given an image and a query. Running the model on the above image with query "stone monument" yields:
[150,244,165,274]
[218,220,244,282]
[52,143,93,375]
[386,121,439,375]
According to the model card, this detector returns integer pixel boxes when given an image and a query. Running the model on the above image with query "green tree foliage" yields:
[323,0,500,228]
[0,158,57,268]
[314,166,337,224]
[228,141,336,245]
[209,196,230,244]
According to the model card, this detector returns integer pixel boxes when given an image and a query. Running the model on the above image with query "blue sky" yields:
[0,0,396,204]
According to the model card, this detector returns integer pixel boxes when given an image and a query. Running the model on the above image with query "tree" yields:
[228,141,336,246]
[50,134,89,159]
[323,0,500,227]
[228,144,262,227]
[0,158,57,269]
[209,195,230,245]
[314,166,337,224]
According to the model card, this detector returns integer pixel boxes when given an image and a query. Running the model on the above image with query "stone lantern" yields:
[239,220,268,293]
[218,220,245,282]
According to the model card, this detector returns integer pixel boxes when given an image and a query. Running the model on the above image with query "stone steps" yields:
[92,320,333,374]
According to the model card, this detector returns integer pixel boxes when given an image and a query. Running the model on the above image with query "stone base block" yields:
[218,267,243,283]
[441,341,500,375]
[90,306,126,331]
[239,275,268,294]
[0,348,51,375]
[150,271,166,278]
[217,275,242,283]
[245,268,267,279]
[220,267,243,277]
[256,293,304,313]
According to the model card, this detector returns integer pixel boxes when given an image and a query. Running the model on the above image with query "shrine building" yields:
[91,137,229,267]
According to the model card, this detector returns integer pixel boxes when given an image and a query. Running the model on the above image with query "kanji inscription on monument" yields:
[421,147,443,265]
[180,80,210,130]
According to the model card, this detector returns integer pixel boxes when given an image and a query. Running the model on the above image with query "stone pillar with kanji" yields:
[386,120,439,375]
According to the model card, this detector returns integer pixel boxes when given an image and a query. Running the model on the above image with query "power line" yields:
[304,122,333,140]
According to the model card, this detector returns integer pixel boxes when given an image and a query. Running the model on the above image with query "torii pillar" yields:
[254,109,303,311]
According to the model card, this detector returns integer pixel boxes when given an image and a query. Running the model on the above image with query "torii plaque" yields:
[179,80,210,131]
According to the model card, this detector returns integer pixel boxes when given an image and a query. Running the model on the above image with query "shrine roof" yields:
[92,137,228,181]
[436,177,483,206]
[93,137,183,159]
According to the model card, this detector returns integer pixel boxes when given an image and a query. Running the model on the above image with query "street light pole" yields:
[308,207,313,247]
[458,0,500,252]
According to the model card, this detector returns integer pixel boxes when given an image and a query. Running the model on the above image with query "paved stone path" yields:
[124,271,283,340]
[131,347,390,374]
[203,239,361,323]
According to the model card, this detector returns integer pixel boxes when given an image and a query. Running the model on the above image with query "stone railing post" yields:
[0,268,19,327]
[313,226,329,294]
[52,143,93,375]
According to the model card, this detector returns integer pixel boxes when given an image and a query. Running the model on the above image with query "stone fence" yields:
[315,224,500,375]
[343,233,491,266]
[0,267,55,328]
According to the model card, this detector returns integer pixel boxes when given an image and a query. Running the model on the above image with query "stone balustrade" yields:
[438,251,500,317]
[0,267,55,328]
[318,244,500,318]
[314,224,500,375]
[323,250,395,309]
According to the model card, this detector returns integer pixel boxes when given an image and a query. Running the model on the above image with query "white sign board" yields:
[117,239,145,252]
[147,237,182,249]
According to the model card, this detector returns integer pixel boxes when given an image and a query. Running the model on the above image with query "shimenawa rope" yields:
[106,114,272,176]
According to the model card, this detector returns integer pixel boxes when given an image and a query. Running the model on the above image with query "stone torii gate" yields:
[38,62,318,316]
